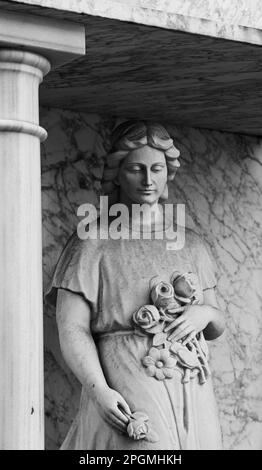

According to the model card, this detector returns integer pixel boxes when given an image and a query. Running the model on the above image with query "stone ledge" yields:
[2,0,262,46]
[0,9,85,68]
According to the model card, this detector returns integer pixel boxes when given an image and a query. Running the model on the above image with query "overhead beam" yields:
[0,9,85,68]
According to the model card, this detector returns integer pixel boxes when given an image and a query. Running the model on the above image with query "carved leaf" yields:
[163,340,172,349]
[152,332,167,347]
[170,342,199,368]
[177,349,199,368]
[131,411,149,422]
[146,322,164,334]
[170,342,181,354]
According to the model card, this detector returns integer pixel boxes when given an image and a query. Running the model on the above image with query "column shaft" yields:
[0,50,50,449]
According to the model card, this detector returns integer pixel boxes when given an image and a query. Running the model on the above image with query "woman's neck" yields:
[131,203,163,229]
[118,192,166,231]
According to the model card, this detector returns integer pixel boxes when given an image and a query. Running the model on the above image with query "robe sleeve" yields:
[45,231,101,317]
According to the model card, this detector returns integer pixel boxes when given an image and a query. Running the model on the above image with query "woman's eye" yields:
[152,166,164,172]
[126,165,164,173]
[128,166,142,172]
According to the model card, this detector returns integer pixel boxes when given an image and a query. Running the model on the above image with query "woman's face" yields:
[117,145,167,205]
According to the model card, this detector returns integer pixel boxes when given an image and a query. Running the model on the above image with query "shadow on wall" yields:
[41,107,262,450]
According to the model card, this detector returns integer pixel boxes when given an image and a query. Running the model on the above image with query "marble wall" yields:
[41,107,262,450]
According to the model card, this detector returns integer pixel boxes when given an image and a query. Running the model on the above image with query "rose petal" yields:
[142,356,155,366]
[170,271,181,284]
[127,425,134,437]
[143,304,159,317]
[146,365,156,377]
[158,282,174,297]
[174,294,191,304]
[133,418,146,426]
[166,300,180,310]
[132,411,149,421]
[155,369,165,381]
[149,305,161,319]
[149,347,161,360]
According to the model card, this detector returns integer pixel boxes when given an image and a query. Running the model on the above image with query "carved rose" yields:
[150,281,177,310]
[142,347,177,380]
[127,412,149,440]
[126,411,159,442]
[133,305,161,334]
[171,271,197,303]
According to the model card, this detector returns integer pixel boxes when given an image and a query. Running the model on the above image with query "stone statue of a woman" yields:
[46,121,225,449]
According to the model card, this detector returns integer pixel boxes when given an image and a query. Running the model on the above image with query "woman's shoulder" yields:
[73,216,108,248]
[57,222,106,269]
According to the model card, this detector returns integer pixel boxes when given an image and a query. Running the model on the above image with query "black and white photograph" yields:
[0,0,261,457]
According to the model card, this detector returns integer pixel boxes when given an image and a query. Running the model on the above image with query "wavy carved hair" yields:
[102,121,180,204]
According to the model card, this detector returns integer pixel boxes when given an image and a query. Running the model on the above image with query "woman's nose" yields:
[143,169,153,186]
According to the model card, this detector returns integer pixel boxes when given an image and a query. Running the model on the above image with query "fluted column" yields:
[0,50,50,449]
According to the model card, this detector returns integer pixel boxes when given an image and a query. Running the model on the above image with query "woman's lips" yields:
[138,189,156,194]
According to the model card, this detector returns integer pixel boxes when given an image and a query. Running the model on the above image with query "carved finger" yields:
[103,414,125,433]
[113,407,129,425]
[110,410,128,430]
[166,320,191,339]
[164,315,186,332]
[182,331,196,345]
[117,398,132,418]
[168,324,194,342]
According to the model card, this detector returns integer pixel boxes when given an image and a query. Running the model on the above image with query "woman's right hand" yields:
[92,385,132,433]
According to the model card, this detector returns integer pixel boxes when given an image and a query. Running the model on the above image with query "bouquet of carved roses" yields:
[132,271,210,385]
[133,270,199,339]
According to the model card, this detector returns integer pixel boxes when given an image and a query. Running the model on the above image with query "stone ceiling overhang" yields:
[2,0,262,135]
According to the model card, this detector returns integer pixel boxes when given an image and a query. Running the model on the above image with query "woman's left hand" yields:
[164,304,211,344]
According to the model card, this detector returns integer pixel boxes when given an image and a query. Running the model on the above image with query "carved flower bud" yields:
[171,271,197,300]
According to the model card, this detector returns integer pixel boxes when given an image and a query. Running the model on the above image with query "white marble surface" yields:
[104,0,262,29]
[4,0,262,45]
[41,108,262,450]
[0,50,49,450]
[5,0,262,28]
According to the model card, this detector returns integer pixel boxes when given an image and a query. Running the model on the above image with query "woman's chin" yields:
[134,193,159,205]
